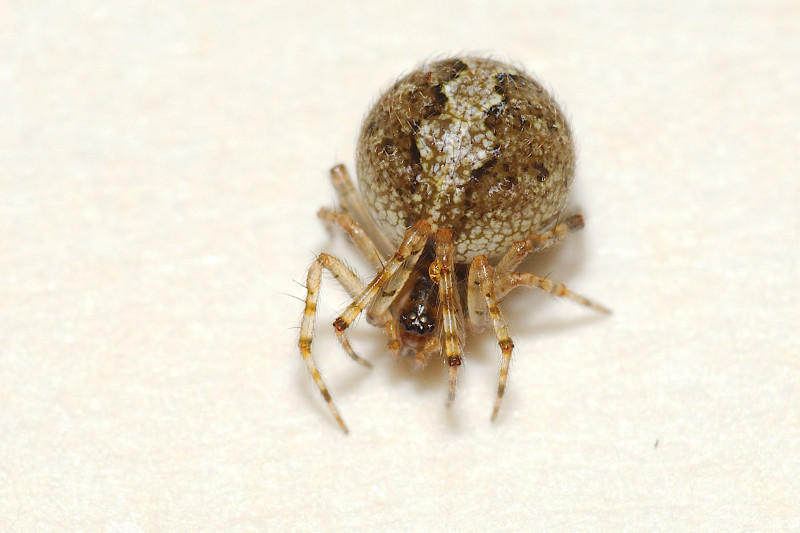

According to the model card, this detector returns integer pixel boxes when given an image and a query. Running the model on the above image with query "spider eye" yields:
[400,306,435,336]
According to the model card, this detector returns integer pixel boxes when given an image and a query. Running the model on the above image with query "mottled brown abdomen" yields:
[356,57,575,263]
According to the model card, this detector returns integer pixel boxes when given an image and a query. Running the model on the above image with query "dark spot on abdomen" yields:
[502,175,518,189]
[437,59,468,82]
[494,72,521,95]
[422,84,448,119]
[380,139,396,156]
[484,102,506,132]
[469,157,497,182]
[486,103,505,117]
[533,162,550,182]
[409,134,421,166]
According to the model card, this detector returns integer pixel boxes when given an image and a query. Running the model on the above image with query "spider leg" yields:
[411,336,440,371]
[495,213,585,280]
[364,243,426,359]
[432,229,465,406]
[329,164,395,257]
[493,211,609,310]
[468,255,515,421]
[299,253,371,433]
[318,207,384,268]
[366,243,425,319]
[332,220,431,364]
[317,207,399,352]
[466,255,489,332]
[496,272,610,314]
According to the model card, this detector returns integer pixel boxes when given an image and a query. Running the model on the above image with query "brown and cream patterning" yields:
[298,57,610,433]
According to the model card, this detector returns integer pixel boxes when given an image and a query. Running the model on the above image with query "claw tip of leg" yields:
[336,417,350,434]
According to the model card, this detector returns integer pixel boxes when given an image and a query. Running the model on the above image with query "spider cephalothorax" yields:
[298,57,609,432]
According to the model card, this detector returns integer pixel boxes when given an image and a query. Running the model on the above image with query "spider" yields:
[298,57,609,433]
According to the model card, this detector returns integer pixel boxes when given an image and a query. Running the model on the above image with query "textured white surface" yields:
[1,1,798,531]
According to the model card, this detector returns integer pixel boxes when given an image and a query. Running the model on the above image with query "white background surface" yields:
[2,1,799,531]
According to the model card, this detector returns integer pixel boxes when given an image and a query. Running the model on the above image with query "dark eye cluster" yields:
[400,306,436,336]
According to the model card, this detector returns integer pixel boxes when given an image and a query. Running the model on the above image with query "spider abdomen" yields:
[356,57,576,263]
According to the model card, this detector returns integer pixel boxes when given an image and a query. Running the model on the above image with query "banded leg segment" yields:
[333,220,432,361]
[497,272,611,314]
[318,207,383,268]
[432,229,466,406]
[299,253,370,433]
[468,255,515,421]
[329,164,395,258]
[366,244,425,321]
[467,256,489,332]
[411,336,440,371]
[316,207,398,348]
[495,214,585,280]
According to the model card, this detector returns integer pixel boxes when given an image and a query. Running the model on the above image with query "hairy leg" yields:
[329,164,395,257]
[432,229,466,406]
[495,214,585,280]
[332,220,432,365]
[497,272,610,314]
[298,253,370,433]
[468,255,515,421]
[318,207,383,268]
